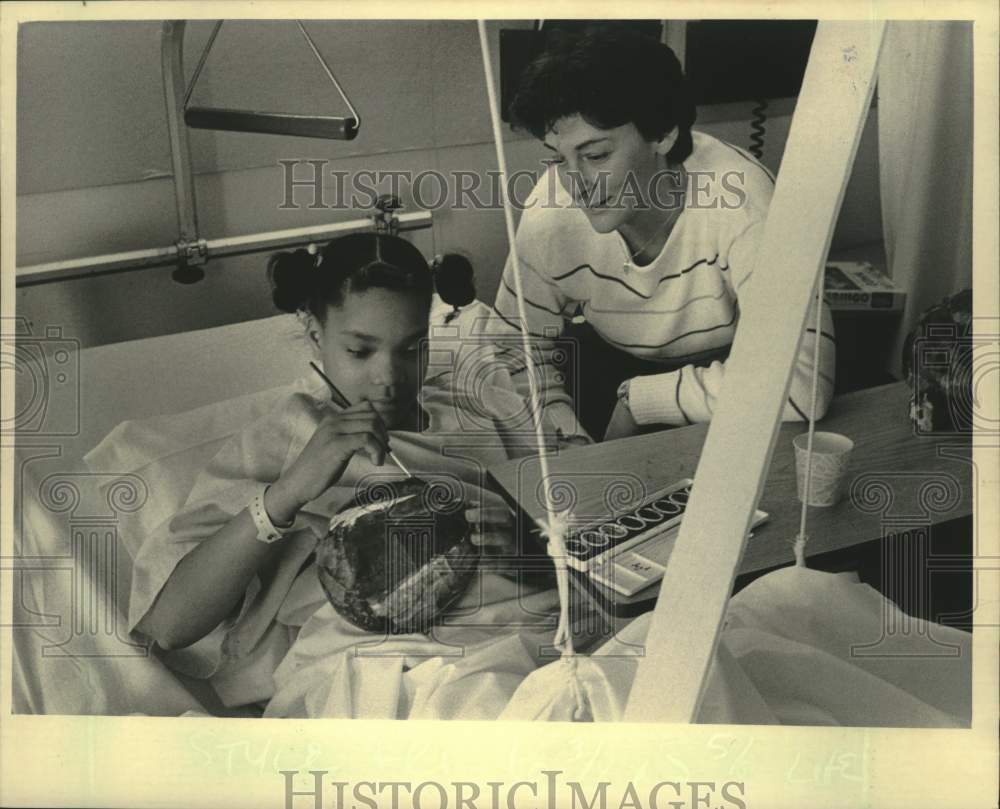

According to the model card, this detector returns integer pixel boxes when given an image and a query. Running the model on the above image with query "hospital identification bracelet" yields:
[250,484,294,544]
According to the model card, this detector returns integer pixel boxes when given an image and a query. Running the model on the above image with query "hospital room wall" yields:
[15,20,882,350]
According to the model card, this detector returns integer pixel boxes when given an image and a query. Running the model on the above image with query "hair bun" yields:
[268,248,316,313]
[433,253,476,309]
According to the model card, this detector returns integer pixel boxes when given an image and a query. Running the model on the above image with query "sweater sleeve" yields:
[627,222,836,426]
[489,210,592,442]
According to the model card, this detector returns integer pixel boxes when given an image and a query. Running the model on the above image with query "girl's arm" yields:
[137,402,390,651]
[135,489,295,651]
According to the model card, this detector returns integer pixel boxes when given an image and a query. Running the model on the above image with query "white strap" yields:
[249,484,292,544]
[477,21,574,656]
[794,270,828,566]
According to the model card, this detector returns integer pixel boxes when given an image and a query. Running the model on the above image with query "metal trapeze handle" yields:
[183,20,360,141]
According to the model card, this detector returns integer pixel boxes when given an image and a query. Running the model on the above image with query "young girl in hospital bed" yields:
[124,233,567,718]
[105,231,971,725]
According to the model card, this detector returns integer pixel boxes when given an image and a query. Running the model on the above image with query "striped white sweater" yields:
[491,131,836,437]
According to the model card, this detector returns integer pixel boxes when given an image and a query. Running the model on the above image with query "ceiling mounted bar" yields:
[183,20,360,140]
[161,20,206,283]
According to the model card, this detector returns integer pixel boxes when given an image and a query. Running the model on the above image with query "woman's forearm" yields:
[138,484,301,651]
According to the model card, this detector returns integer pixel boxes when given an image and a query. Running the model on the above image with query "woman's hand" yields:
[267,402,390,523]
[603,398,641,441]
[464,488,518,571]
[555,428,593,449]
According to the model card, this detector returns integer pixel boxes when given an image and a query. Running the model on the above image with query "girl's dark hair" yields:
[508,27,697,164]
[268,233,472,324]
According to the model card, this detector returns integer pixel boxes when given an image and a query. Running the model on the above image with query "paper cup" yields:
[793,431,854,507]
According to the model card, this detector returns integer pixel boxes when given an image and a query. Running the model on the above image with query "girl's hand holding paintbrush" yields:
[309,361,413,477]
[265,400,395,525]
[264,364,408,525]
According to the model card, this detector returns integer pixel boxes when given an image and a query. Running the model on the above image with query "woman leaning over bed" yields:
[130,233,539,710]
[492,27,837,440]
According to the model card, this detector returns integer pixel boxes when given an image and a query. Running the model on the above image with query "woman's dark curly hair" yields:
[508,27,697,164]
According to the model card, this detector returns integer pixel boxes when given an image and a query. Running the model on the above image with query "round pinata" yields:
[315,477,479,634]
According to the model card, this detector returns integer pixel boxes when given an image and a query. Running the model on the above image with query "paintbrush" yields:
[309,361,413,478]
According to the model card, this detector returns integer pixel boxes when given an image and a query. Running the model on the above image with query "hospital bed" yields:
[13,299,491,716]
[12,284,584,718]
[12,312,318,715]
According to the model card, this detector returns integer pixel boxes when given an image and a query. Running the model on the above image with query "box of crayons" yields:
[824,261,906,311]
